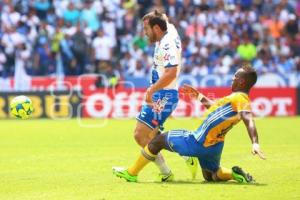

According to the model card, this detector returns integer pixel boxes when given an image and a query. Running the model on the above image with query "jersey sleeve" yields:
[167,23,178,37]
[162,38,180,68]
[232,94,251,113]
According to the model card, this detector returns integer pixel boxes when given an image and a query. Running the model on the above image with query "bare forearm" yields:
[247,126,259,144]
[242,112,259,144]
[241,111,265,159]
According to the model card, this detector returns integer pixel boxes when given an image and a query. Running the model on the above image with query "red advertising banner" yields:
[82,87,297,118]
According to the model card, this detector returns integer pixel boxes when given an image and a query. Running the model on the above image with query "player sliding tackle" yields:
[113,65,266,183]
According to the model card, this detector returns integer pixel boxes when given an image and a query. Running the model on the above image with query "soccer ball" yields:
[10,95,33,119]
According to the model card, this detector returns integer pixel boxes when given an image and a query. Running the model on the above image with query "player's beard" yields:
[148,32,157,44]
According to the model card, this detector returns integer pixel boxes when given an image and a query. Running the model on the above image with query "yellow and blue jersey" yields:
[193,92,251,147]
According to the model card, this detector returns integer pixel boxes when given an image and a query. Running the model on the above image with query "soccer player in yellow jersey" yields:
[113,65,265,183]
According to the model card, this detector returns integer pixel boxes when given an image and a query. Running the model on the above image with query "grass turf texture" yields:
[0,117,299,200]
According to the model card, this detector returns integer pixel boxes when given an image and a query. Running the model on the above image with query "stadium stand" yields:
[0,0,299,90]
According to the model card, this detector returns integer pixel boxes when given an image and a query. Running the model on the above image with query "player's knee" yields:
[202,169,213,182]
[212,173,221,182]
[148,134,166,155]
[134,128,147,147]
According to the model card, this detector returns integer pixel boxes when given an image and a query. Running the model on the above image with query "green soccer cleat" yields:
[112,167,137,182]
[157,171,174,182]
[185,157,198,179]
[232,166,254,183]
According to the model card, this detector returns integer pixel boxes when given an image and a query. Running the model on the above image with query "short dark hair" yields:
[142,10,167,31]
[241,63,257,88]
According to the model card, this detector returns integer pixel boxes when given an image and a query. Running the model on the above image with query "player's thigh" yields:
[148,126,160,139]
[134,120,154,137]
[166,130,199,156]
[148,133,168,154]
[136,93,178,132]
[136,104,156,130]
[197,143,224,173]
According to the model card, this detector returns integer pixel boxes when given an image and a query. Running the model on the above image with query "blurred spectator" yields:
[131,59,147,77]
[123,7,137,34]
[80,1,100,32]
[132,31,147,51]
[26,8,40,27]
[191,60,208,76]
[60,33,76,75]
[119,30,133,54]
[1,2,21,28]
[150,0,165,13]
[120,52,136,75]
[71,23,88,74]
[0,0,299,83]
[276,54,295,74]
[198,0,210,11]
[102,14,117,47]
[46,7,58,26]
[213,55,232,75]
[1,26,25,77]
[268,15,284,39]
[34,0,50,21]
[63,2,80,25]
[95,61,120,87]
[165,0,182,21]
[33,39,55,75]
[92,29,114,73]
[14,43,30,90]
[0,49,7,77]
[237,36,257,62]
[285,14,298,38]
[51,26,64,55]
[297,1,300,17]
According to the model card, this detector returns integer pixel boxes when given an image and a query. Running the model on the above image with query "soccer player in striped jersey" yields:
[128,10,198,182]
[113,65,265,183]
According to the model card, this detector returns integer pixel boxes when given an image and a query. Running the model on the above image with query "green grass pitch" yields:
[0,117,299,200]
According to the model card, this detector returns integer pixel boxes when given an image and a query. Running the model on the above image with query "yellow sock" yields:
[128,145,156,176]
[216,167,233,181]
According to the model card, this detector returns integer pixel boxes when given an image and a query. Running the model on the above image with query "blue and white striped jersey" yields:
[151,23,182,90]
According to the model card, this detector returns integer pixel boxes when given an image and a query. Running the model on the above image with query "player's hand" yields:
[252,143,266,160]
[181,84,200,99]
[145,87,154,106]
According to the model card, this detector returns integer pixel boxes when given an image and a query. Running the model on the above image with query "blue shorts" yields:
[137,89,178,131]
[166,129,224,172]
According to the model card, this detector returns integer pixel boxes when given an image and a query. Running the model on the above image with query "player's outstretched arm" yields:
[241,111,266,160]
[181,84,214,109]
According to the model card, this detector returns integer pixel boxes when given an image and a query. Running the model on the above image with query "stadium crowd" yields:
[0,0,300,81]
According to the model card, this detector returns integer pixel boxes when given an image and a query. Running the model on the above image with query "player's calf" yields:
[133,122,159,147]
